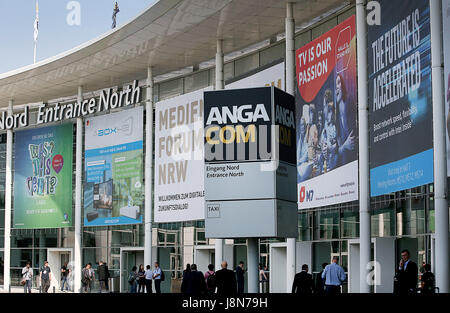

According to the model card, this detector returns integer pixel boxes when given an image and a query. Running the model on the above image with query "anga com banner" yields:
[14,124,73,229]
[295,16,358,209]
[84,107,144,226]
[368,0,433,196]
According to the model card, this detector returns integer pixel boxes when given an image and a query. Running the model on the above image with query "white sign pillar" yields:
[144,67,154,268]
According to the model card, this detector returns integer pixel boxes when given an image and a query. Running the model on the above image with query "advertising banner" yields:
[84,107,144,226]
[295,16,358,209]
[443,0,450,175]
[154,87,212,223]
[226,61,285,90]
[368,1,433,196]
[13,124,73,229]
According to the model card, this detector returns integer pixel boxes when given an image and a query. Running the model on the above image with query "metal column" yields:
[285,1,297,293]
[74,86,83,293]
[356,0,371,293]
[144,67,154,268]
[430,0,449,293]
[3,100,13,292]
[214,39,225,270]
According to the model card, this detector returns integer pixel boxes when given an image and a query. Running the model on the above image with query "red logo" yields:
[299,186,306,202]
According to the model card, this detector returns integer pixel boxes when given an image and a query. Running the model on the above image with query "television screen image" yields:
[93,180,113,210]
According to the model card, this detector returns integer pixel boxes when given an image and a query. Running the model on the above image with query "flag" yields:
[34,0,39,42]
[112,1,120,29]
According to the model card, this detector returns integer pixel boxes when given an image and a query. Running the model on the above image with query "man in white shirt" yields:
[152,262,162,293]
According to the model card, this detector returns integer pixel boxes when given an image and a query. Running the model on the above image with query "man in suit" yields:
[215,261,237,296]
[396,249,418,294]
[181,263,206,295]
[292,264,314,294]
[235,261,245,294]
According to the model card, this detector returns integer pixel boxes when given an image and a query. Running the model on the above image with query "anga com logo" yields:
[299,186,314,203]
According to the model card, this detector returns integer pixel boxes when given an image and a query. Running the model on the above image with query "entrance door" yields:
[120,249,144,292]
[269,243,287,293]
[47,249,73,292]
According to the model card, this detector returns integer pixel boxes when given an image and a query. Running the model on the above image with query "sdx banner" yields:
[84,107,144,226]
[13,124,73,229]
[295,16,358,209]
[368,0,433,196]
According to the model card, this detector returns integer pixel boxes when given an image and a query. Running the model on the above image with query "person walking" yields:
[97,260,110,293]
[181,263,206,295]
[215,261,237,296]
[128,266,138,293]
[395,249,418,294]
[204,264,216,295]
[40,261,52,293]
[144,265,153,293]
[315,262,328,294]
[420,264,435,294]
[235,261,245,294]
[292,264,314,294]
[60,262,69,292]
[322,256,346,295]
[82,263,93,293]
[21,261,33,293]
[152,262,162,293]
[137,264,146,293]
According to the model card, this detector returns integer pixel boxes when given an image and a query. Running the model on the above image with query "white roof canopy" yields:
[0,0,351,108]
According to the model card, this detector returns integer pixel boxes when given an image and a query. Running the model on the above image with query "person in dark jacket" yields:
[180,264,206,295]
[97,260,110,293]
[420,264,435,294]
[315,263,328,294]
[292,264,313,294]
[235,261,246,294]
[395,249,418,294]
[215,261,237,296]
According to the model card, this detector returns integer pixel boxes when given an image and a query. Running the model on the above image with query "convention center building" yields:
[0,0,449,293]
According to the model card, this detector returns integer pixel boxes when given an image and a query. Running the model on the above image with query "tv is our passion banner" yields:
[13,124,73,229]
[84,107,144,226]
[368,0,433,196]
[295,16,358,209]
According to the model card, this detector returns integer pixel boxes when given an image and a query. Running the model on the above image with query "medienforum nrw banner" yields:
[296,16,358,209]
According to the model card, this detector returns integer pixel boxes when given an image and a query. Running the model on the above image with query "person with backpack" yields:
[128,266,138,293]
[82,263,93,293]
[152,262,164,293]
[420,264,436,294]
[204,264,216,294]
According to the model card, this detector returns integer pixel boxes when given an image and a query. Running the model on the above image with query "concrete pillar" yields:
[214,39,225,271]
[74,86,83,293]
[144,67,154,268]
[430,0,449,293]
[247,238,259,293]
[356,0,371,293]
[3,100,13,292]
[285,2,297,293]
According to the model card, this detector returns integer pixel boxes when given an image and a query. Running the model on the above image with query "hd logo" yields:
[299,186,314,203]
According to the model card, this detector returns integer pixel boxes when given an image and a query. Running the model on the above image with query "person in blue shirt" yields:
[152,262,162,293]
[321,256,346,294]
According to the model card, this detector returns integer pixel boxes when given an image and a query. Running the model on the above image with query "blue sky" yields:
[0,0,157,74]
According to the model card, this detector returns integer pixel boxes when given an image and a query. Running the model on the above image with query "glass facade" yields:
[0,3,447,294]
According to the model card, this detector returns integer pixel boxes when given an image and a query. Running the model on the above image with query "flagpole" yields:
[34,0,39,64]
[34,42,37,64]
